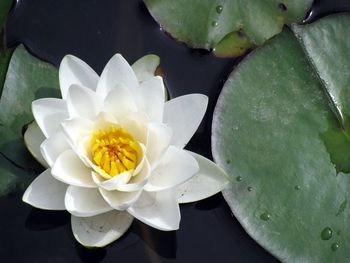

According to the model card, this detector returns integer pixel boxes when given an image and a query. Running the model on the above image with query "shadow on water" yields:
[25,208,70,231]
[133,220,178,259]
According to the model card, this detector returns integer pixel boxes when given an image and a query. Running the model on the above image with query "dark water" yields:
[1,0,350,262]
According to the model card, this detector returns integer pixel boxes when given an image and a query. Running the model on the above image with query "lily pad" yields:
[212,14,350,262]
[0,45,59,196]
[144,0,312,57]
[0,0,12,28]
[0,0,14,96]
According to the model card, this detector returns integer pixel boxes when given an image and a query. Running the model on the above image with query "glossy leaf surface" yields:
[0,45,59,196]
[144,0,312,57]
[212,14,350,262]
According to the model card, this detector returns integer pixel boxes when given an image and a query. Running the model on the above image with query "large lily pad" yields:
[212,14,350,262]
[0,45,59,196]
[144,0,312,57]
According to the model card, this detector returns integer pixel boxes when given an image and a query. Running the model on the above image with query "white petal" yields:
[131,54,160,83]
[176,151,229,203]
[71,210,133,247]
[66,84,102,119]
[163,94,208,148]
[146,123,172,167]
[100,188,142,210]
[61,117,94,147]
[135,76,165,122]
[144,146,199,192]
[118,112,149,144]
[65,186,112,217]
[116,158,151,192]
[59,55,99,99]
[128,189,180,231]
[103,83,137,120]
[134,143,146,176]
[40,131,70,167]
[32,98,69,138]
[24,121,48,167]
[91,171,105,185]
[52,149,96,188]
[62,112,118,148]
[22,169,67,210]
[96,54,138,99]
[92,158,150,193]
[97,171,133,191]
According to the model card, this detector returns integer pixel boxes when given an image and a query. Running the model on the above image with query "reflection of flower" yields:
[23,53,228,247]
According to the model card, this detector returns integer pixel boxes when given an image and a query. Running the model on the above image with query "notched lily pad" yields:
[212,14,350,262]
[144,0,312,57]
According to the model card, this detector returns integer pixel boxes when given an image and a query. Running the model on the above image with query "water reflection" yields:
[303,0,350,23]
[133,220,177,260]
[195,193,223,211]
[25,208,69,231]
[75,243,107,262]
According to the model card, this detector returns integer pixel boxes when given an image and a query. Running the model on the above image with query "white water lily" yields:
[22,53,229,247]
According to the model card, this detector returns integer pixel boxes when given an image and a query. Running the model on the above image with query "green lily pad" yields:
[144,0,312,57]
[0,0,14,96]
[212,14,350,262]
[0,0,12,28]
[0,45,59,196]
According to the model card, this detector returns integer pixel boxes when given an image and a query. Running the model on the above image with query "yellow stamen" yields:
[90,126,141,178]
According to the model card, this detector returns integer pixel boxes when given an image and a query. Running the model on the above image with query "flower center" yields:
[90,126,141,178]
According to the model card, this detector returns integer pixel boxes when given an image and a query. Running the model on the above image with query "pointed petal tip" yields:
[22,187,31,204]
[176,151,229,204]
[59,54,99,99]
[60,54,76,63]
[164,94,209,148]
[21,169,67,210]
[127,190,180,231]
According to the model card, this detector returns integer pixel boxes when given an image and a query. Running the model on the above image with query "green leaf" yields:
[0,154,34,196]
[0,45,59,196]
[144,0,312,57]
[0,48,13,96]
[0,0,12,29]
[212,14,350,262]
[0,0,14,96]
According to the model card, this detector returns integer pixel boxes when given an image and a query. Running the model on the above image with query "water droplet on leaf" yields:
[216,5,223,13]
[260,213,271,221]
[331,242,339,251]
[321,227,333,240]
[236,176,242,182]
[294,185,300,190]
[247,186,253,192]
[212,21,218,27]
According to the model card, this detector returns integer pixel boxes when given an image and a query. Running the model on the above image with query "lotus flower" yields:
[22,53,228,247]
